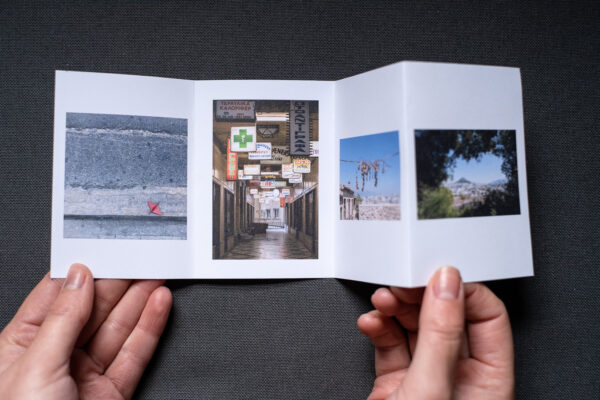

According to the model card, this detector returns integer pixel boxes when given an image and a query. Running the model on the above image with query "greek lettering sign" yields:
[288,176,303,183]
[261,145,291,165]
[281,188,291,196]
[290,101,310,155]
[226,139,238,180]
[250,188,258,194]
[244,164,261,175]
[216,100,255,121]
[248,142,272,160]
[293,158,311,173]
[231,126,257,152]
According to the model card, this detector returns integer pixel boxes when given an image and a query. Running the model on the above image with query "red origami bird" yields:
[147,201,163,216]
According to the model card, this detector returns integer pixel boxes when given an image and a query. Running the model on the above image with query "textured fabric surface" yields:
[1,1,599,398]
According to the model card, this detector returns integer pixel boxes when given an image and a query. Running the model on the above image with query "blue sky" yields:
[340,131,400,195]
[444,152,505,184]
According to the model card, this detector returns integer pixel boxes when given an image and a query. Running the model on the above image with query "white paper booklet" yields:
[51,61,534,286]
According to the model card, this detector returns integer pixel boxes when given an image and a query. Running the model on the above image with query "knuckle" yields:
[49,302,87,326]
[106,317,135,337]
[428,313,464,342]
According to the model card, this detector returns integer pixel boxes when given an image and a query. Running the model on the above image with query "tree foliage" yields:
[415,130,520,219]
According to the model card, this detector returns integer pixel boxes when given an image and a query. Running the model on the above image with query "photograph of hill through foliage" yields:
[415,129,520,220]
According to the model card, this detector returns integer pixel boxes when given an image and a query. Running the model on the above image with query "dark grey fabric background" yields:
[1,1,599,398]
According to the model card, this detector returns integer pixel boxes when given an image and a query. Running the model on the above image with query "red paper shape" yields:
[148,201,163,216]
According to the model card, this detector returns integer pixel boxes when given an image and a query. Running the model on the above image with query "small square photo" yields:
[415,129,520,220]
[339,131,401,221]
[63,113,188,239]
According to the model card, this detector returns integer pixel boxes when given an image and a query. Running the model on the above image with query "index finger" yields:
[464,282,513,370]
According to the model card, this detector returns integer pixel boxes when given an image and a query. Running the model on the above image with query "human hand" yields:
[0,264,172,399]
[357,267,514,400]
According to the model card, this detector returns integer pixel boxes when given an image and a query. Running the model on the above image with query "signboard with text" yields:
[216,100,255,121]
[261,145,291,165]
[226,139,238,180]
[293,158,311,173]
[244,164,261,175]
[281,163,294,178]
[248,142,272,160]
[289,101,310,155]
[310,141,319,157]
[237,169,252,180]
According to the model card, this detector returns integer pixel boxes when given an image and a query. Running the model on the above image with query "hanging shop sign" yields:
[280,197,286,208]
[216,100,255,121]
[260,180,287,188]
[250,188,258,194]
[261,145,291,165]
[281,188,290,196]
[249,180,261,187]
[253,194,260,199]
[290,101,310,155]
[261,175,278,180]
[248,142,272,160]
[257,125,279,138]
[230,126,257,152]
[293,158,311,173]
[226,139,238,180]
[288,177,303,184]
[237,169,252,180]
[281,163,294,178]
[260,180,275,189]
[272,189,280,197]
[244,164,261,175]
[310,141,319,157]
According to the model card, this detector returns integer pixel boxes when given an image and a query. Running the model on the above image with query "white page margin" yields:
[51,71,194,278]
[405,62,534,286]
[334,63,410,286]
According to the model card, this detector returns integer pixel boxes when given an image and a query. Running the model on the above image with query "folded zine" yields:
[51,61,534,286]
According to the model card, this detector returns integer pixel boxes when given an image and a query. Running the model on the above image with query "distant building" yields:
[340,184,356,220]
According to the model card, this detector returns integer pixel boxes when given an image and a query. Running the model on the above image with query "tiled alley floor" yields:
[222,228,315,259]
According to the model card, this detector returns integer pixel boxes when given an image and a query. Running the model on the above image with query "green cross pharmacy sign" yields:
[230,126,257,152]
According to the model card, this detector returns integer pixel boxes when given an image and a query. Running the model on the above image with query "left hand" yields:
[0,263,172,399]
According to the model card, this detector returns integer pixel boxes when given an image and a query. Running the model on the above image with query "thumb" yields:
[404,267,464,399]
[26,264,94,368]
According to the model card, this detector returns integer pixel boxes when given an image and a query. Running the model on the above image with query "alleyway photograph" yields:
[212,100,318,259]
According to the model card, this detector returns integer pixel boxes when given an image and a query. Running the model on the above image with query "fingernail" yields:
[434,266,461,300]
[64,265,85,290]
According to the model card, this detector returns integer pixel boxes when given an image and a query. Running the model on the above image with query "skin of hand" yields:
[357,266,514,400]
[0,263,172,400]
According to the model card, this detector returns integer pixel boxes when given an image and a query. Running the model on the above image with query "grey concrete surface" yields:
[63,113,187,239]
[64,215,187,239]
[65,129,187,189]
[66,112,187,135]
[64,186,186,216]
